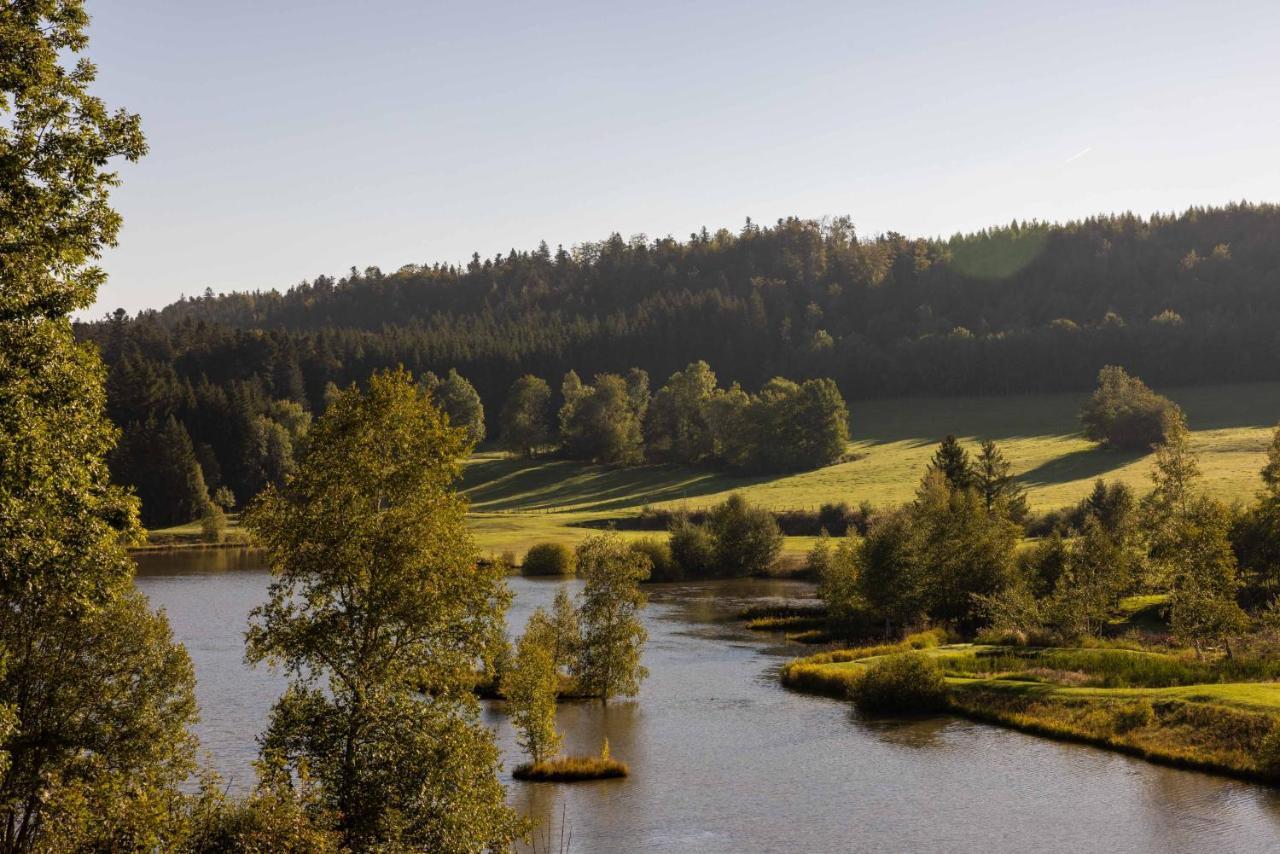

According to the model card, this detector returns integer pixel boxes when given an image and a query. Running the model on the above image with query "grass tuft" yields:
[512,755,629,782]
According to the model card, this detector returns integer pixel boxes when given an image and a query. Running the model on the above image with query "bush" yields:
[668,517,716,578]
[200,503,227,543]
[630,537,677,582]
[521,542,576,576]
[852,653,950,715]
[1080,365,1182,451]
[707,493,782,576]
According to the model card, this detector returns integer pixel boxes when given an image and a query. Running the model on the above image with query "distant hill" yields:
[78,202,1280,524]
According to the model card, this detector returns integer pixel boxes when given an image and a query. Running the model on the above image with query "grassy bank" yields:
[463,380,1280,559]
[781,642,1280,783]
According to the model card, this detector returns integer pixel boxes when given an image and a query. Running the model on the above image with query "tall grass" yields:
[940,647,1280,688]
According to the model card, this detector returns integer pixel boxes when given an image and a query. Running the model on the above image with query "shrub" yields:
[707,493,782,576]
[630,537,677,582]
[1079,365,1182,451]
[200,502,227,543]
[668,517,716,578]
[852,653,949,715]
[522,542,576,576]
[1111,700,1156,734]
[1258,726,1280,776]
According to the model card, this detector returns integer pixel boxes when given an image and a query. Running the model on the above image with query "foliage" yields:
[522,541,577,576]
[421,367,485,447]
[927,435,972,491]
[851,653,950,715]
[111,414,210,526]
[499,374,552,456]
[629,536,676,582]
[547,586,581,672]
[559,371,646,465]
[183,762,339,854]
[855,508,928,633]
[974,439,1028,521]
[200,501,227,543]
[1080,365,1181,450]
[0,6,201,850]
[572,533,650,702]
[911,471,1019,627]
[706,493,784,576]
[644,360,718,463]
[244,369,519,851]
[666,516,714,579]
[503,623,561,765]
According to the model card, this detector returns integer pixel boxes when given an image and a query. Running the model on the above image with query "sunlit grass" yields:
[463,381,1280,558]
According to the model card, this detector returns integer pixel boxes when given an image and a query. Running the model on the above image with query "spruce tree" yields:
[927,435,974,492]
[974,439,1028,521]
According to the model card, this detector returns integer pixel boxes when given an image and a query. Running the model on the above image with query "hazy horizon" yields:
[85,0,1280,315]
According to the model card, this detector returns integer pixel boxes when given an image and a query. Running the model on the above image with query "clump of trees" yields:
[815,438,1027,637]
[499,374,552,456]
[664,493,784,579]
[420,368,486,446]
[1080,365,1182,450]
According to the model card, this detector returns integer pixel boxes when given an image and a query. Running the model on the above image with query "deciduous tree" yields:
[245,369,520,851]
[573,534,650,702]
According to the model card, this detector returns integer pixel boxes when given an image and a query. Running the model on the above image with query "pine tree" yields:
[927,435,973,492]
[973,439,1028,521]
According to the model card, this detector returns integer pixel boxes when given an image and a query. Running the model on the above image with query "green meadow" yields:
[463,381,1280,559]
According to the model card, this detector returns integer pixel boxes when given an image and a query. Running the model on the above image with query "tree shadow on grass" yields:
[461,455,774,514]
[1017,446,1148,489]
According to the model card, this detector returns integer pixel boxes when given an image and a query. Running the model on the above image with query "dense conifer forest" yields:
[80,204,1280,522]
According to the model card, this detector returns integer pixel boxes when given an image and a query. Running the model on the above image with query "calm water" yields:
[134,549,1280,853]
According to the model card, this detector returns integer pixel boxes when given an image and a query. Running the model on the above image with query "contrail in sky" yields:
[1064,146,1093,164]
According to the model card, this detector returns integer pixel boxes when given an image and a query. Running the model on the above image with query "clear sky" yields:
[84,0,1280,315]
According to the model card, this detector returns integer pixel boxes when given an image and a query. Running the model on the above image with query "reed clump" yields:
[513,740,629,782]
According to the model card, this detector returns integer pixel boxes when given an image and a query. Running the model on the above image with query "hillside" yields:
[83,203,1280,528]
[462,381,1280,557]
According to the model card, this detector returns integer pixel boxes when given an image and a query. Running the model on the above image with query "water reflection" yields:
[135,551,1280,853]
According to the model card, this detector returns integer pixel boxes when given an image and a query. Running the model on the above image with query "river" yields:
[134,549,1280,853]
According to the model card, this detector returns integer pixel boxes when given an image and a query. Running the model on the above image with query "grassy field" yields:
[144,381,1280,558]
[463,380,1280,558]
[781,640,1280,781]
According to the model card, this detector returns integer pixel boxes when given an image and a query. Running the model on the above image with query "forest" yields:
[80,203,1280,525]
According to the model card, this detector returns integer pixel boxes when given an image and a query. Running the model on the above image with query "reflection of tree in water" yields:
[853,713,953,750]
[510,787,572,854]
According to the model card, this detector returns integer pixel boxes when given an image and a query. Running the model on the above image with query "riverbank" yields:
[781,641,1280,785]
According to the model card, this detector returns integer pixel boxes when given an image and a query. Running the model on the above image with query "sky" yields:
[83,0,1280,315]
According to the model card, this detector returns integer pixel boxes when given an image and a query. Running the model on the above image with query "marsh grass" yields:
[938,647,1280,689]
[949,685,1280,782]
[512,755,629,782]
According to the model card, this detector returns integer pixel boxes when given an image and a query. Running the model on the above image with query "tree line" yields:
[99,349,851,526]
[80,200,1280,444]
